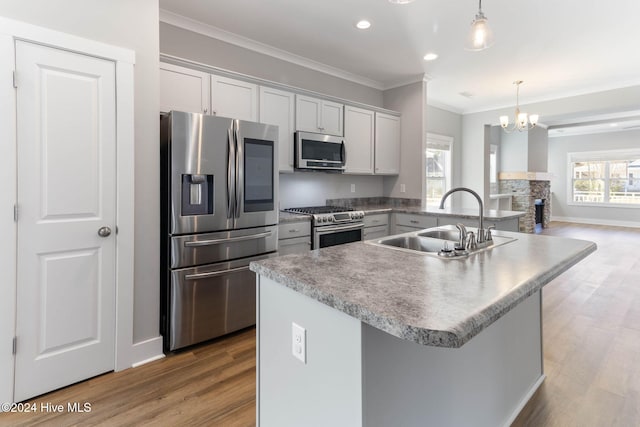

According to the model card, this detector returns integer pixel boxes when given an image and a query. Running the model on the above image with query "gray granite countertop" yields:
[251,229,596,348]
[355,204,525,221]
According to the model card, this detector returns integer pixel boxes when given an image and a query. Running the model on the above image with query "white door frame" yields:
[0,16,136,404]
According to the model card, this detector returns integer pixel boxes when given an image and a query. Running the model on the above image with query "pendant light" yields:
[466,0,494,51]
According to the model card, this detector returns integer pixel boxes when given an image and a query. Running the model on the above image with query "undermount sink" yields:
[417,229,460,241]
[367,226,516,259]
[376,235,452,253]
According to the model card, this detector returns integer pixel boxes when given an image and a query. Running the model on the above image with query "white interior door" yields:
[14,40,117,401]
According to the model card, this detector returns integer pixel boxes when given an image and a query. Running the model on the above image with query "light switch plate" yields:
[350,183,356,193]
[292,322,306,364]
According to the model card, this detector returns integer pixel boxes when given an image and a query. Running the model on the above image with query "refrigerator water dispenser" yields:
[181,174,213,215]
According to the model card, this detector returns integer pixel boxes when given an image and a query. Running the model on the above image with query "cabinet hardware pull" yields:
[184,231,272,247]
[185,266,249,280]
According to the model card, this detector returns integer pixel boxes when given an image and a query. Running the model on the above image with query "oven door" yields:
[313,223,364,249]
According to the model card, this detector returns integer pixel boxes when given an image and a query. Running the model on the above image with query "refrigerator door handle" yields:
[234,121,243,218]
[227,125,235,219]
[183,230,273,247]
[184,265,250,281]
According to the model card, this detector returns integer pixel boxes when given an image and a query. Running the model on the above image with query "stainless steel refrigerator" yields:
[160,111,279,351]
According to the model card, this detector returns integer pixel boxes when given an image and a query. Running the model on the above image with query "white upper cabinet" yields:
[160,62,210,114]
[259,86,295,172]
[375,112,400,175]
[211,74,258,121]
[295,94,343,136]
[344,106,374,174]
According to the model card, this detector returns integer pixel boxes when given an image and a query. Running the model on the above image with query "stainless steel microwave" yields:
[294,131,346,172]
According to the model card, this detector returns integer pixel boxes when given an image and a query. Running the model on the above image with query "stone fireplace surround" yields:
[498,173,551,233]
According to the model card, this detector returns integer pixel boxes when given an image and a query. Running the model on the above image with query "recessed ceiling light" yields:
[610,123,618,127]
[388,0,415,4]
[356,20,371,30]
[423,53,438,61]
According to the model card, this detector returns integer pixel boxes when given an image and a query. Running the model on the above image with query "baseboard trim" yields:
[551,216,640,228]
[130,336,164,368]
[502,374,546,427]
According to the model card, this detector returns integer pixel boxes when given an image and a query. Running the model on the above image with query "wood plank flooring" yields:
[1,221,639,426]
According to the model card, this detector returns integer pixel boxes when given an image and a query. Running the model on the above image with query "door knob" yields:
[98,226,112,237]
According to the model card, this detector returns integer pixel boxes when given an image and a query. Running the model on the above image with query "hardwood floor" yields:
[2,221,639,426]
[0,329,257,427]
[513,222,640,426]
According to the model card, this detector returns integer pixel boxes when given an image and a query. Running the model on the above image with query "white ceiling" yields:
[159,0,640,115]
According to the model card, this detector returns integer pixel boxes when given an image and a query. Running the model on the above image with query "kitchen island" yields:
[250,228,596,427]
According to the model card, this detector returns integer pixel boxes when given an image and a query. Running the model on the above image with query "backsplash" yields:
[326,197,421,208]
[279,173,384,209]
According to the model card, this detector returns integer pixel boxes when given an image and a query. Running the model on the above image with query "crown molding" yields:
[160,9,385,90]
[381,74,432,91]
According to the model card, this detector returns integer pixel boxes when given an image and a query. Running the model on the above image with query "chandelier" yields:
[500,81,539,133]
[465,0,494,51]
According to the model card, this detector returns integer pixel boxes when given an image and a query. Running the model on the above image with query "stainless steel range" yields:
[284,206,364,249]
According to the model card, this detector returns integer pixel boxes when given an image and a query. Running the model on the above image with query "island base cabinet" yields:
[257,276,363,427]
[258,275,544,427]
[362,292,543,427]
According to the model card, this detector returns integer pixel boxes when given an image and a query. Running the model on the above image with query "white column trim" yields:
[0,33,18,405]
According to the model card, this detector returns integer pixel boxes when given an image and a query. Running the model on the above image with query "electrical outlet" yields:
[292,322,306,364]
[400,184,406,193]
[350,183,356,193]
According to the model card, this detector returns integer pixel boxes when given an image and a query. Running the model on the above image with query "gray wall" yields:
[426,105,463,191]
[548,129,640,226]
[527,127,548,172]
[160,22,383,107]
[0,0,160,343]
[383,81,426,200]
[500,131,528,172]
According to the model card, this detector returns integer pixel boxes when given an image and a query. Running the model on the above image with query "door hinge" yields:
[12,337,17,355]
[13,204,18,222]
[12,70,17,88]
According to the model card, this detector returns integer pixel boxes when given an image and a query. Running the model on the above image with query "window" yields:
[569,150,640,206]
[425,134,453,207]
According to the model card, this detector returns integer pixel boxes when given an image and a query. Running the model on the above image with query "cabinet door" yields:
[160,62,210,114]
[375,112,400,175]
[211,74,257,121]
[395,225,421,234]
[364,225,389,241]
[260,87,295,172]
[321,100,344,136]
[344,106,374,174]
[278,237,312,256]
[295,94,322,133]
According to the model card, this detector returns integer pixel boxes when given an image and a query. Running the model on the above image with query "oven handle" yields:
[184,265,249,281]
[184,231,272,247]
[316,223,364,233]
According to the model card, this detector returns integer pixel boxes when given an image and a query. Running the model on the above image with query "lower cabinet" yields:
[393,213,437,234]
[278,221,311,255]
[363,213,390,240]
